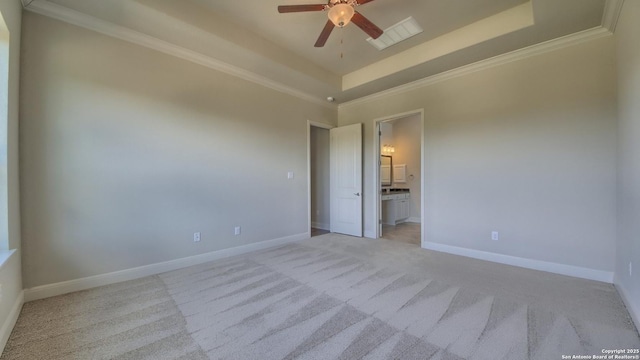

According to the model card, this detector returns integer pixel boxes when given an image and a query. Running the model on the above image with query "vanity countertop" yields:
[381,190,410,201]
[382,188,410,194]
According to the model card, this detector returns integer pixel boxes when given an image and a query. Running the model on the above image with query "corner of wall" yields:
[614,275,640,334]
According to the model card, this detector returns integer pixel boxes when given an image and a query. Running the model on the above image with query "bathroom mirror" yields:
[381,155,392,186]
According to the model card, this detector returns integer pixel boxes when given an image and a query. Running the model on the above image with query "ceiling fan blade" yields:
[356,0,376,5]
[352,11,383,39]
[315,20,335,47]
[278,4,325,13]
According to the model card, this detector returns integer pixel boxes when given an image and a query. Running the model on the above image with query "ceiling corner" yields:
[21,0,36,9]
[22,0,336,109]
[602,0,625,33]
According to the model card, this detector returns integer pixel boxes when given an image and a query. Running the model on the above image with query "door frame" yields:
[307,120,335,235]
[372,109,425,247]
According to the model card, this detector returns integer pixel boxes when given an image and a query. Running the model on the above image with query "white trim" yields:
[406,217,421,224]
[340,27,611,109]
[311,222,330,231]
[0,290,23,354]
[22,0,335,110]
[422,241,614,283]
[602,0,625,33]
[364,230,376,239]
[22,0,619,110]
[614,276,640,333]
[24,232,309,302]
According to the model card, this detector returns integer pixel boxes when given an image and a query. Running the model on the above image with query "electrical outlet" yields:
[491,231,499,241]
[630,262,633,277]
[234,226,241,236]
[193,232,201,242]
[287,171,294,180]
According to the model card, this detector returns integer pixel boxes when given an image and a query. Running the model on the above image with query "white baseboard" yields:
[364,229,377,239]
[422,241,614,283]
[24,232,310,302]
[614,276,640,333]
[0,290,23,354]
[311,222,329,231]
[406,217,421,224]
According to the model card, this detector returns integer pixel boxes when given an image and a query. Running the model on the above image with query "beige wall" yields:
[310,126,330,230]
[0,0,22,351]
[20,13,336,288]
[615,0,640,325]
[390,114,421,220]
[339,36,617,273]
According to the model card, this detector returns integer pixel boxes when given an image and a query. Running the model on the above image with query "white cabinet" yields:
[393,164,407,183]
[382,193,411,225]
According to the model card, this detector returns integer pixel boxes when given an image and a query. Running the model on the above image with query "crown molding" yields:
[22,0,621,110]
[602,0,625,33]
[22,0,336,110]
[339,26,612,109]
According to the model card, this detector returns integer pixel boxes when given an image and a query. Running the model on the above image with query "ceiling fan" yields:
[278,0,383,47]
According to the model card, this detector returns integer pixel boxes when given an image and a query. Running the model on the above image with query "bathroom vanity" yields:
[381,190,410,225]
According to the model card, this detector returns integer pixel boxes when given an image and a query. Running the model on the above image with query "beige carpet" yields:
[2,234,639,359]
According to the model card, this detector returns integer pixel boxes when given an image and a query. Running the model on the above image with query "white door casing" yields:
[330,123,363,237]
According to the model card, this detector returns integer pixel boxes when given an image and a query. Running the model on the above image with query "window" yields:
[0,11,10,251]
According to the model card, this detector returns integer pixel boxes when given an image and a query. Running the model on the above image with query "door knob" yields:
[354,192,360,196]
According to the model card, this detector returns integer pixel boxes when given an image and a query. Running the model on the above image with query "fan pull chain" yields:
[340,26,344,59]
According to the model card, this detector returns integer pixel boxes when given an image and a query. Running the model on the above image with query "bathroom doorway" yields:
[374,110,424,246]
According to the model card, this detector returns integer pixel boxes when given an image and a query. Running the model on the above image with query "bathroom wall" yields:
[389,115,422,221]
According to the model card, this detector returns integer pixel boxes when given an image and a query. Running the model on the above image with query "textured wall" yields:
[339,36,617,273]
[19,13,336,288]
[615,0,640,327]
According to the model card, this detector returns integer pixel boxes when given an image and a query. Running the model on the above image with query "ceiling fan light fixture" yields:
[328,3,355,27]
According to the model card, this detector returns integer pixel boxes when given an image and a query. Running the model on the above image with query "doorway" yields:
[373,110,425,247]
[308,121,364,238]
[308,121,332,237]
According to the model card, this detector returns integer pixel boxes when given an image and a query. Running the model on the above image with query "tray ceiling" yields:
[31,0,611,104]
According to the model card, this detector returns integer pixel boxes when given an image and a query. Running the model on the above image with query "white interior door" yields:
[330,123,363,237]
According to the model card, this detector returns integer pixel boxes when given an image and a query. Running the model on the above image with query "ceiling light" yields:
[328,3,355,27]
